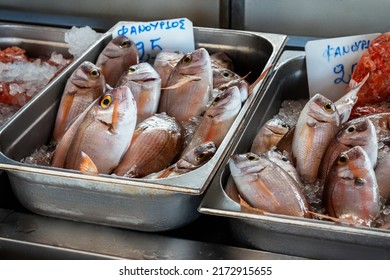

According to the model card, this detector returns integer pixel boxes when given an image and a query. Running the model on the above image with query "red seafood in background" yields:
[0,46,71,107]
[347,32,390,119]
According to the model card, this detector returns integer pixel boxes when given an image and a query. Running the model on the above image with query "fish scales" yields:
[113,113,184,178]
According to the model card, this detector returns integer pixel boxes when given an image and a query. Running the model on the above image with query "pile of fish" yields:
[228,72,390,230]
[44,35,252,179]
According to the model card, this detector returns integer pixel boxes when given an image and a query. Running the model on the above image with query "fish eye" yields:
[355,177,365,187]
[337,154,348,165]
[100,95,112,108]
[89,68,100,78]
[222,71,231,78]
[281,156,289,162]
[323,102,334,112]
[281,123,289,128]
[181,54,192,64]
[246,154,258,161]
[197,152,206,161]
[346,125,356,133]
[128,66,137,72]
[120,40,131,48]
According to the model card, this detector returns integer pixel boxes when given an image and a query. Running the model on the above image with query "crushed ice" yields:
[65,26,100,58]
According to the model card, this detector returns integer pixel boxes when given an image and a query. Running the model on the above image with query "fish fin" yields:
[79,152,99,175]
[239,195,269,215]
[307,211,357,226]
[248,64,273,95]
[162,75,202,90]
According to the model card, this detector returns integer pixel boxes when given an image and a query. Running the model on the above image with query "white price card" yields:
[305,33,380,101]
[111,18,195,63]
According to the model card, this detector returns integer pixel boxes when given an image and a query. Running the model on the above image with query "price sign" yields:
[111,18,195,63]
[305,33,380,101]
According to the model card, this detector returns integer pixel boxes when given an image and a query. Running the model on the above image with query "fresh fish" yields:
[323,146,380,226]
[352,112,390,145]
[153,50,183,87]
[145,141,216,179]
[52,61,106,144]
[181,86,241,155]
[319,118,378,180]
[113,113,184,178]
[334,74,369,124]
[292,93,340,184]
[212,67,241,89]
[96,35,139,86]
[251,118,290,155]
[210,51,235,71]
[116,62,161,124]
[229,152,311,218]
[158,48,213,122]
[374,153,390,202]
[51,86,137,174]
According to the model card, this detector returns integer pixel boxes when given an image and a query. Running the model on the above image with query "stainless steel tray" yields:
[0,22,75,125]
[0,25,286,232]
[199,50,390,259]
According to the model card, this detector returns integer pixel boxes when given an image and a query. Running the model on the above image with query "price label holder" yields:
[305,33,380,101]
[111,18,195,63]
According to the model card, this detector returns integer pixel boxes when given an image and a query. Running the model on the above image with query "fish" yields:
[158,48,213,122]
[215,78,249,103]
[319,118,378,180]
[153,50,183,87]
[323,146,380,227]
[210,51,235,71]
[51,61,106,144]
[181,86,241,155]
[212,67,241,89]
[113,113,184,178]
[116,62,161,124]
[292,93,340,184]
[145,141,216,179]
[96,35,139,86]
[229,152,311,218]
[51,86,137,174]
[374,153,390,202]
[251,117,290,155]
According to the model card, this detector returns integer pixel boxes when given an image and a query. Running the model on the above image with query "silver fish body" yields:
[116,62,161,124]
[153,50,183,87]
[229,152,311,218]
[323,146,380,226]
[265,149,303,187]
[251,118,290,155]
[158,48,213,122]
[96,35,139,86]
[319,118,378,180]
[52,86,137,174]
[292,93,340,183]
[374,154,390,202]
[181,85,241,155]
[145,141,216,179]
[113,113,184,178]
[52,61,106,144]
